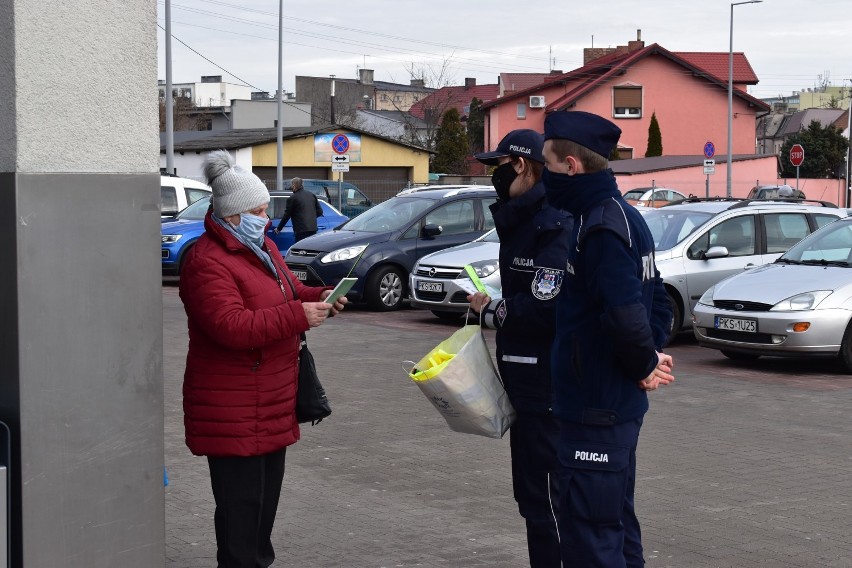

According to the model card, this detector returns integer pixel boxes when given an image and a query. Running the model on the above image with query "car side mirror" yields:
[422,223,443,239]
[704,246,729,259]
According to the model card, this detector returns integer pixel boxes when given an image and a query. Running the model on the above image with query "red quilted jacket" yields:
[179,212,326,457]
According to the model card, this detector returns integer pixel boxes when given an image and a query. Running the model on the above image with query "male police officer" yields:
[540,111,674,567]
[470,129,572,567]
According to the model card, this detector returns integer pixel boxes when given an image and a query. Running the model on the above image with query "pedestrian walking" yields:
[470,129,572,567]
[274,177,323,242]
[540,111,674,567]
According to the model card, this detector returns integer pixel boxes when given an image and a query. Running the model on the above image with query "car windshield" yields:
[477,228,499,243]
[623,189,648,200]
[781,219,852,264]
[640,208,715,251]
[341,196,436,232]
[175,196,212,220]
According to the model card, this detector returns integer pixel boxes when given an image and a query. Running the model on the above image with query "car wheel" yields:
[366,266,405,311]
[721,350,760,362]
[431,310,462,321]
[664,292,681,347]
[177,242,196,276]
[838,322,852,373]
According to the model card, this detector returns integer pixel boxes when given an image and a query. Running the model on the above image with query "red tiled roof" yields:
[409,84,500,120]
[481,43,768,113]
[499,73,557,95]
[674,52,758,84]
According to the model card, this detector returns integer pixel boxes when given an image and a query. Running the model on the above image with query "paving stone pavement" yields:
[163,286,852,567]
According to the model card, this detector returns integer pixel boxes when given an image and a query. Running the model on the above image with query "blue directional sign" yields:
[704,141,716,159]
[331,134,350,154]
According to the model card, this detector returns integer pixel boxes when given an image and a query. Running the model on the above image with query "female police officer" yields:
[470,129,572,567]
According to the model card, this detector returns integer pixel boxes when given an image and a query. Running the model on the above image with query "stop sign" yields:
[790,144,805,167]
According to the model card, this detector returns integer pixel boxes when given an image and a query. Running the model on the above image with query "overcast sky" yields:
[157,0,852,101]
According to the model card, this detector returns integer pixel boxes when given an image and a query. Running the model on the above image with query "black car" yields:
[284,186,497,310]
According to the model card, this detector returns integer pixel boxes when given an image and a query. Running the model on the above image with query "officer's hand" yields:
[320,289,348,316]
[467,292,491,314]
[274,228,280,235]
[639,352,674,391]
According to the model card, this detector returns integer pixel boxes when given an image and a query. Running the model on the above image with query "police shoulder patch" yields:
[531,267,563,300]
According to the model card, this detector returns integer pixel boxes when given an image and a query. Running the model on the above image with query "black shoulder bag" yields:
[279,265,332,425]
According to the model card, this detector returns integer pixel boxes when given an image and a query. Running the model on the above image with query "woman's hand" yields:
[320,289,349,316]
[467,292,491,314]
[302,302,333,327]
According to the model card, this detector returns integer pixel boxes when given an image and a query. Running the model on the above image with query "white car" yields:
[161,174,211,218]
[409,229,501,320]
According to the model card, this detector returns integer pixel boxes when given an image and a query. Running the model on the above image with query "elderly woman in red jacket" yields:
[179,150,346,568]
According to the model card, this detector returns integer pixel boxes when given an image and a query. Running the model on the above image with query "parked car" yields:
[396,184,489,196]
[693,217,852,371]
[161,174,211,218]
[639,197,848,343]
[409,229,501,320]
[284,186,498,311]
[161,192,348,276]
[623,187,687,208]
[281,179,373,218]
[747,184,805,200]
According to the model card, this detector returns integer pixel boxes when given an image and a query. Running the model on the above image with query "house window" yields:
[381,94,388,101]
[613,86,642,118]
[517,103,526,119]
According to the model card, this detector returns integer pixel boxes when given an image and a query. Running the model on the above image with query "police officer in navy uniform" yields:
[540,111,674,568]
[470,129,572,567]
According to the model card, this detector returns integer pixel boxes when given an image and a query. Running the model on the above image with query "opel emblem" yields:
[429,267,437,277]
[734,303,744,310]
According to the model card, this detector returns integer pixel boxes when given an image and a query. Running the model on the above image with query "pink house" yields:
[481,40,770,160]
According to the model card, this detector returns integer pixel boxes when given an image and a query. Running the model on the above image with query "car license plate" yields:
[292,270,307,281]
[417,281,443,293]
[714,316,757,333]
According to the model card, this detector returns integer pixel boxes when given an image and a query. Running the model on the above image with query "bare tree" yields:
[159,95,206,132]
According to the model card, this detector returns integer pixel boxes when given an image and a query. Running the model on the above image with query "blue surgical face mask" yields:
[233,213,268,246]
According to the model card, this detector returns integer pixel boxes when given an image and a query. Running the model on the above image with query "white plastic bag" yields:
[406,325,515,438]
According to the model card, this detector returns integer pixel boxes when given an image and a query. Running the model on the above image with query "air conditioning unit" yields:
[529,95,546,108]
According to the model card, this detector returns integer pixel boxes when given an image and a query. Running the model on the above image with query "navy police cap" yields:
[474,129,544,165]
[543,111,621,159]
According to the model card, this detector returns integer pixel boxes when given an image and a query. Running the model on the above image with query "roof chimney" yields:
[464,77,476,89]
[410,78,425,88]
[358,68,374,85]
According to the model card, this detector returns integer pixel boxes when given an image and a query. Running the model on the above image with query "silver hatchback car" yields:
[693,217,852,371]
[409,229,501,320]
[640,198,848,342]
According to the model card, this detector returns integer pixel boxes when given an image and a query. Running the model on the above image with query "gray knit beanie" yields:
[203,150,270,218]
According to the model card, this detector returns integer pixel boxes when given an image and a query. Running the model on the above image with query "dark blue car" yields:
[284,186,497,310]
[161,191,348,276]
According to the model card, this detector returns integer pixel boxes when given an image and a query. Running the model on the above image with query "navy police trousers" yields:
[556,417,644,568]
[510,411,562,567]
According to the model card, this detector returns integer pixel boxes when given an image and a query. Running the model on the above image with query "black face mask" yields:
[491,162,518,202]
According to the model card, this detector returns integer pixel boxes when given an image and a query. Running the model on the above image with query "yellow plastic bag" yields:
[405,325,515,439]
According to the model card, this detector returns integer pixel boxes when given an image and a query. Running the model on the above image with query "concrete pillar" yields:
[0,1,164,566]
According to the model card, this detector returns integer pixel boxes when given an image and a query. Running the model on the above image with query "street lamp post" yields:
[727,0,762,197]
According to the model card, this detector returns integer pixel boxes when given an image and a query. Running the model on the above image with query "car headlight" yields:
[468,259,499,278]
[162,234,182,243]
[320,244,368,264]
[697,286,715,306]
[770,290,832,311]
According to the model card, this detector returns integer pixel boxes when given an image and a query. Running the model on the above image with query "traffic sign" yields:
[703,159,715,167]
[331,162,350,172]
[704,141,715,159]
[703,158,715,175]
[790,144,805,167]
[331,134,350,154]
[332,154,350,163]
